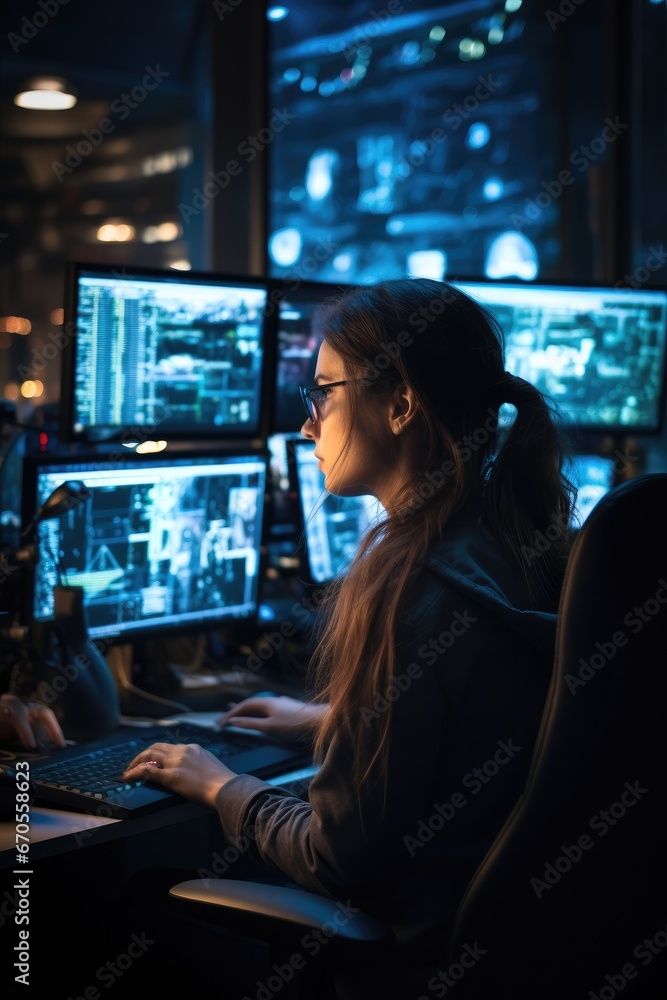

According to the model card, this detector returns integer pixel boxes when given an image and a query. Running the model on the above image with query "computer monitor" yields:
[61,263,271,443]
[288,438,383,585]
[565,453,617,529]
[270,279,351,434]
[451,280,667,434]
[22,451,268,641]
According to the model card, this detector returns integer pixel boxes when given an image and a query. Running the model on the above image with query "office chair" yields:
[169,473,667,999]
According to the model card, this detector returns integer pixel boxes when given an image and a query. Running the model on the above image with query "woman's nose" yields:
[301,417,315,439]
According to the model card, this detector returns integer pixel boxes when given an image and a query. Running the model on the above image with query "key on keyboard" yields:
[28,723,298,818]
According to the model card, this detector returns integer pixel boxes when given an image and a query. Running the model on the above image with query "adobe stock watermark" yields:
[195,824,258,886]
[343,0,404,62]
[63,932,155,999]
[229,579,334,686]
[51,66,170,181]
[364,73,499,186]
[17,266,132,380]
[521,510,570,566]
[610,446,640,476]
[360,608,478,726]
[403,407,500,515]
[361,283,478,382]
[361,284,470,380]
[417,941,487,999]
[17,320,75,379]
[179,107,297,224]
[8,0,70,53]
[565,577,667,695]
[614,245,667,290]
[404,738,522,857]
[529,779,648,899]
[212,0,244,21]
[281,236,341,282]
[443,74,499,130]
[240,899,361,1000]
[510,117,629,231]
[545,0,587,32]
[588,917,667,1000]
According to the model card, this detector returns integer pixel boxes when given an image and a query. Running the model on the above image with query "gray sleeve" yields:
[214,580,453,900]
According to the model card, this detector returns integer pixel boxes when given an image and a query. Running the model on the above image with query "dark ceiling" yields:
[0,0,210,277]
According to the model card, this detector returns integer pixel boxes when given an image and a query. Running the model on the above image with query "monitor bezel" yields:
[267,276,356,435]
[447,275,667,437]
[285,436,329,585]
[564,450,619,530]
[21,446,271,645]
[285,436,383,587]
[60,260,275,446]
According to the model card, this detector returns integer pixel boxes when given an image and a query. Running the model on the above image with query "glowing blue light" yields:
[267,6,289,21]
[306,150,339,200]
[386,219,406,234]
[300,76,317,92]
[466,122,490,149]
[269,228,302,268]
[407,250,447,280]
[333,252,353,273]
[399,41,421,65]
[483,177,504,201]
[485,231,539,281]
[283,67,300,83]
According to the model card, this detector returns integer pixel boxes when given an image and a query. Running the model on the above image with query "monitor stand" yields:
[106,637,255,718]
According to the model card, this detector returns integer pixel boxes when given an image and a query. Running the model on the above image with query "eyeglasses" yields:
[299,378,373,423]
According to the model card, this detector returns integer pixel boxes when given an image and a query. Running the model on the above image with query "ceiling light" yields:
[96,223,135,243]
[0,316,31,335]
[14,76,77,110]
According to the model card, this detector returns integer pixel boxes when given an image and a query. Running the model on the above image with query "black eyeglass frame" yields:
[299,378,374,423]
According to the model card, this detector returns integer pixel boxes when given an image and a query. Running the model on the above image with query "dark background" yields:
[0,0,665,466]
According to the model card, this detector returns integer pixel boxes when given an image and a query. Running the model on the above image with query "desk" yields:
[0,764,316,996]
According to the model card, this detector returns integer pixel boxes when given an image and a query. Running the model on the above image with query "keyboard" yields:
[16,719,312,819]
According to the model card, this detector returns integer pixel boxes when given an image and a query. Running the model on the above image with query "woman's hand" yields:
[0,693,67,751]
[122,742,236,810]
[218,695,328,742]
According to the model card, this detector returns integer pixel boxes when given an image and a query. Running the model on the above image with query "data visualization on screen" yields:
[272,280,344,434]
[290,440,384,584]
[62,264,269,442]
[26,453,267,640]
[565,453,617,529]
[453,281,667,433]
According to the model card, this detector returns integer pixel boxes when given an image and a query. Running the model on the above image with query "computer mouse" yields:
[0,762,36,820]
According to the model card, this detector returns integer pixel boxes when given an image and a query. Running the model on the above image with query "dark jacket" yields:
[216,512,557,961]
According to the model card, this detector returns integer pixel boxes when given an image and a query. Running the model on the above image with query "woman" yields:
[124,277,574,989]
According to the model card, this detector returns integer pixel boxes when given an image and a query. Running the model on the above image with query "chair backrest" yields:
[447,473,667,994]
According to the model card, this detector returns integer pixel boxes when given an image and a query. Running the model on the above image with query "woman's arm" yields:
[0,693,67,750]
[218,695,329,741]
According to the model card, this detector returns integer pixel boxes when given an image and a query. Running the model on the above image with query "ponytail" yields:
[482,373,576,609]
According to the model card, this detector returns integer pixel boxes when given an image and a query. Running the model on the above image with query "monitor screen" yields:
[61,263,270,443]
[271,280,348,434]
[24,452,267,640]
[266,1,563,286]
[451,281,667,433]
[565,453,617,529]
[289,439,384,584]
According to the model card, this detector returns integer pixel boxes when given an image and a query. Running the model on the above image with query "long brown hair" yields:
[307,278,575,791]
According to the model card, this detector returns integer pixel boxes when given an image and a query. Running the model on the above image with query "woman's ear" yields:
[388,384,418,436]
